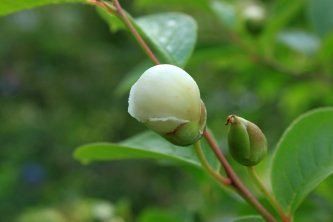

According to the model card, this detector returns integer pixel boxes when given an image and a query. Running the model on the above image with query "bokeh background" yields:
[1,0,333,221]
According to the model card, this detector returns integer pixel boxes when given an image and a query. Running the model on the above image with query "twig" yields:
[203,130,277,222]
[112,0,160,64]
[88,0,160,64]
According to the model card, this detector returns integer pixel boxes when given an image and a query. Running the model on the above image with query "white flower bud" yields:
[128,64,206,146]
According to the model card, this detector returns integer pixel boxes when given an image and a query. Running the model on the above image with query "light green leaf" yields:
[308,0,333,37]
[135,12,197,67]
[0,0,85,16]
[271,107,333,214]
[232,215,264,222]
[277,30,321,55]
[74,131,216,168]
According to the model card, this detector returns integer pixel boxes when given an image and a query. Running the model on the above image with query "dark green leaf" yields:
[0,0,85,16]
[271,107,333,213]
[74,131,216,168]
[135,12,197,67]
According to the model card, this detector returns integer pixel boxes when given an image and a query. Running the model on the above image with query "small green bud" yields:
[226,115,267,166]
[128,64,206,146]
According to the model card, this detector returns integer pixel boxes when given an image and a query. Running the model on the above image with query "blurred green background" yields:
[1,0,333,221]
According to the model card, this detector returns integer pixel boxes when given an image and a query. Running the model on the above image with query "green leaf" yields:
[74,131,216,168]
[135,12,197,67]
[271,107,333,214]
[308,0,333,37]
[232,215,264,222]
[0,0,85,16]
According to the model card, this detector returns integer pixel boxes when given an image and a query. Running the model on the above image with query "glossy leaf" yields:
[0,0,85,16]
[232,215,264,222]
[135,13,197,67]
[271,107,333,213]
[74,131,216,168]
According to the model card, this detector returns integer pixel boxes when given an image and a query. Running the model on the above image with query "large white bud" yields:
[128,64,206,146]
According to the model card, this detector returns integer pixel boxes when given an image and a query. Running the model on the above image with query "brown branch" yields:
[112,0,160,64]
[88,0,160,64]
[203,130,277,222]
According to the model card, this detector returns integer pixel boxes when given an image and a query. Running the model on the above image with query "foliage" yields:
[74,131,217,168]
[271,108,333,214]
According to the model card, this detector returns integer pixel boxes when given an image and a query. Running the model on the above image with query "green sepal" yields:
[163,101,207,146]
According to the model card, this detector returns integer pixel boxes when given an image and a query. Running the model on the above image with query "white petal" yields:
[128,64,201,130]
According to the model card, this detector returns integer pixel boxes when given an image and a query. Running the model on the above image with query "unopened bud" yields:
[128,64,206,146]
[226,115,267,166]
